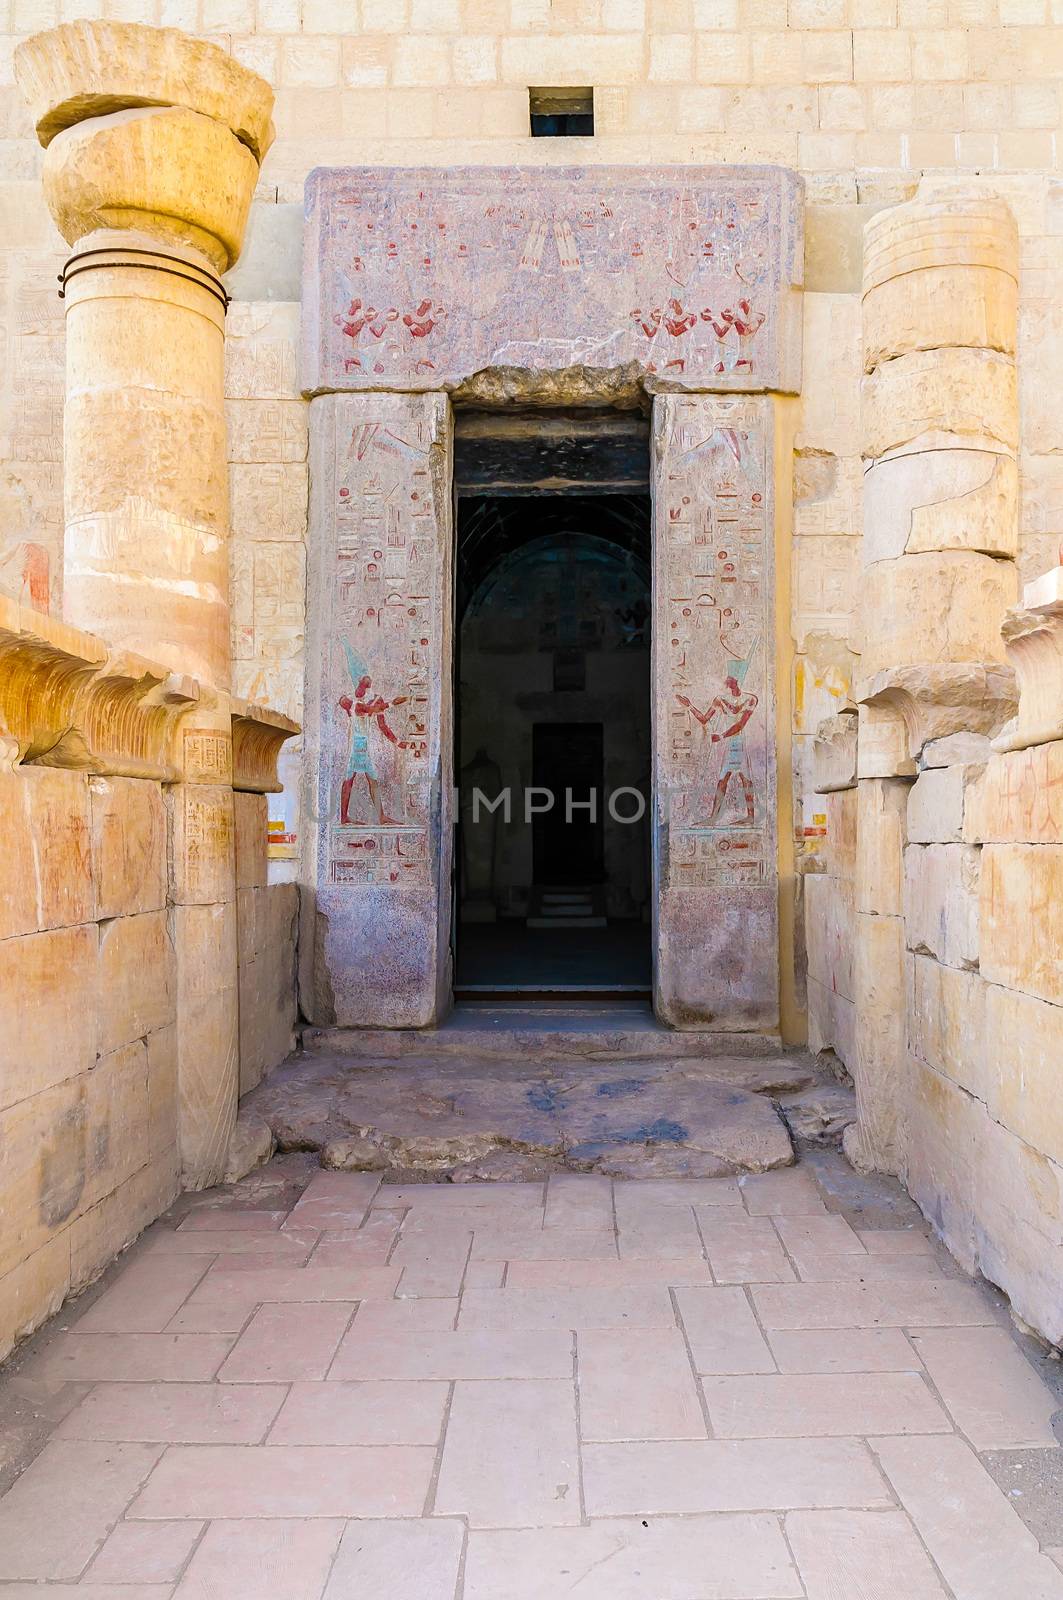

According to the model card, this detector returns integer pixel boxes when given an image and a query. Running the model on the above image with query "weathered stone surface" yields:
[858,554,1016,678]
[2,925,98,1113]
[653,395,778,1029]
[234,790,268,890]
[907,764,982,846]
[807,976,855,1073]
[168,784,235,906]
[778,1082,857,1145]
[223,1109,275,1185]
[303,166,803,397]
[996,585,1063,753]
[967,743,1063,845]
[922,732,992,769]
[89,775,166,918]
[246,1054,799,1178]
[17,766,94,932]
[856,778,908,917]
[903,843,981,971]
[862,347,1018,462]
[980,843,1063,1006]
[811,711,858,793]
[44,107,258,274]
[858,665,1018,766]
[98,909,176,1054]
[805,873,854,1004]
[14,19,275,162]
[306,391,453,1029]
[822,787,857,878]
[984,984,1063,1168]
[907,953,988,1102]
[850,911,906,1174]
[857,700,917,781]
[863,449,1018,563]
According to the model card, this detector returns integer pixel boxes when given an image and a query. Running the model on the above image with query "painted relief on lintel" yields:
[303,166,803,397]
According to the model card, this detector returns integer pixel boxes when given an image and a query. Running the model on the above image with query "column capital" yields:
[995,569,1063,753]
[15,21,273,274]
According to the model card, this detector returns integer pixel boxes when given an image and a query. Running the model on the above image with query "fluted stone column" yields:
[16,21,272,687]
[16,22,273,1187]
[849,190,1021,1175]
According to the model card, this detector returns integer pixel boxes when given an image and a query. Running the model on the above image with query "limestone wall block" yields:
[862,348,1018,462]
[146,1021,178,1162]
[856,700,917,780]
[167,784,235,906]
[980,841,1063,1006]
[903,1055,980,1273]
[83,1037,152,1208]
[807,974,856,1071]
[226,399,308,464]
[856,777,908,916]
[907,763,983,845]
[1,924,97,1113]
[973,1114,1063,1349]
[903,842,981,970]
[68,1146,179,1293]
[42,106,259,273]
[906,952,988,1100]
[805,871,855,1001]
[862,449,1018,563]
[858,552,1017,678]
[923,732,992,768]
[229,463,308,542]
[238,881,298,1096]
[173,899,238,1190]
[89,775,166,918]
[797,292,862,459]
[851,910,907,1173]
[966,742,1063,845]
[0,776,38,941]
[14,20,274,162]
[21,766,94,932]
[0,1233,70,1365]
[0,1074,88,1279]
[996,583,1063,753]
[234,790,268,890]
[224,302,301,401]
[98,908,176,1055]
[811,710,858,792]
[858,665,1018,766]
[985,983,1063,1168]
[823,786,857,878]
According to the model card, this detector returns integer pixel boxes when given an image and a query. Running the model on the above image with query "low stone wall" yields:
[0,603,298,1362]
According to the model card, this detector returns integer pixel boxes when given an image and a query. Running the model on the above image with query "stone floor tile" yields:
[738,1170,827,1215]
[128,1444,436,1519]
[544,1173,614,1230]
[0,1587,171,1598]
[616,1177,743,1207]
[785,1509,950,1599]
[173,1517,343,1599]
[773,1214,865,1255]
[37,1333,234,1383]
[75,1258,212,1335]
[791,1252,945,1283]
[87,1518,204,1583]
[177,1208,287,1232]
[464,1259,506,1288]
[54,1382,286,1443]
[695,1214,796,1285]
[322,1518,464,1600]
[267,1380,449,1445]
[1049,1548,1063,1575]
[857,1228,937,1255]
[582,1438,892,1516]
[348,1297,459,1333]
[506,1258,713,1289]
[307,1213,402,1268]
[329,1326,574,1381]
[390,1229,472,1297]
[615,1208,705,1262]
[0,1439,163,1580]
[875,1434,1063,1599]
[911,1326,1061,1448]
[146,1230,318,1262]
[167,1265,401,1332]
[577,1327,706,1441]
[752,1279,1004,1329]
[767,1328,920,1373]
[286,1171,382,1231]
[372,1184,544,1213]
[701,1371,950,1437]
[458,1285,674,1330]
[674,1286,776,1374]
[434,1378,580,1527]
[464,1514,802,1599]
[469,1229,618,1262]
[217,1301,354,1382]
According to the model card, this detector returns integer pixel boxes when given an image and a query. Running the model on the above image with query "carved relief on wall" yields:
[304,167,803,396]
[321,396,449,890]
[654,395,775,892]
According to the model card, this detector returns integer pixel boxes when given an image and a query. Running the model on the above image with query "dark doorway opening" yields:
[453,410,652,998]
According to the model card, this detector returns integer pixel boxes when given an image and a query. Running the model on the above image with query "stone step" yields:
[302,1002,785,1062]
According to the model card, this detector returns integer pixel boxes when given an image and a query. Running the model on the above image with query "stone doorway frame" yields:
[299,166,802,1034]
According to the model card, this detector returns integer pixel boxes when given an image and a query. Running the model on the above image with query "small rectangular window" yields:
[529,86,594,137]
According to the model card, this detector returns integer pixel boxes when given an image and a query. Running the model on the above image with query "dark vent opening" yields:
[529,86,594,137]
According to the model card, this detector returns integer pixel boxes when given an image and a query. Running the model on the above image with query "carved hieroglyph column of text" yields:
[15,22,274,1187]
[304,393,453,1029]
[850,192,1020,1173]
[652,394,778,1030]
[15,20,273,688]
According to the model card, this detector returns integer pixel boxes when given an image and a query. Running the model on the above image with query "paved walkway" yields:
[1,1166,1061,1598]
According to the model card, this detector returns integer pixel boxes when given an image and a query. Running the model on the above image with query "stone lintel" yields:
[857,663,1018,767]
[812,710,859,794]
[0,594,200,780]
[231,697,300,793]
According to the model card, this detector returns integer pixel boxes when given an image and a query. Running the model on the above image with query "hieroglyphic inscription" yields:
[654,394,775,890]
[304,166,803,395]
[323,394,448,889]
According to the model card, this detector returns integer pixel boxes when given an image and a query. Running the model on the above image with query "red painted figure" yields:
[676,674,759,826]
[339,674,409,826]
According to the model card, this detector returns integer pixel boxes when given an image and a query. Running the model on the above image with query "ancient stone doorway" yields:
[452,425,653,996]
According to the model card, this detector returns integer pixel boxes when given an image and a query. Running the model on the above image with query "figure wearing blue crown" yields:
[337,641,409,826]
[674,639,760,828]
